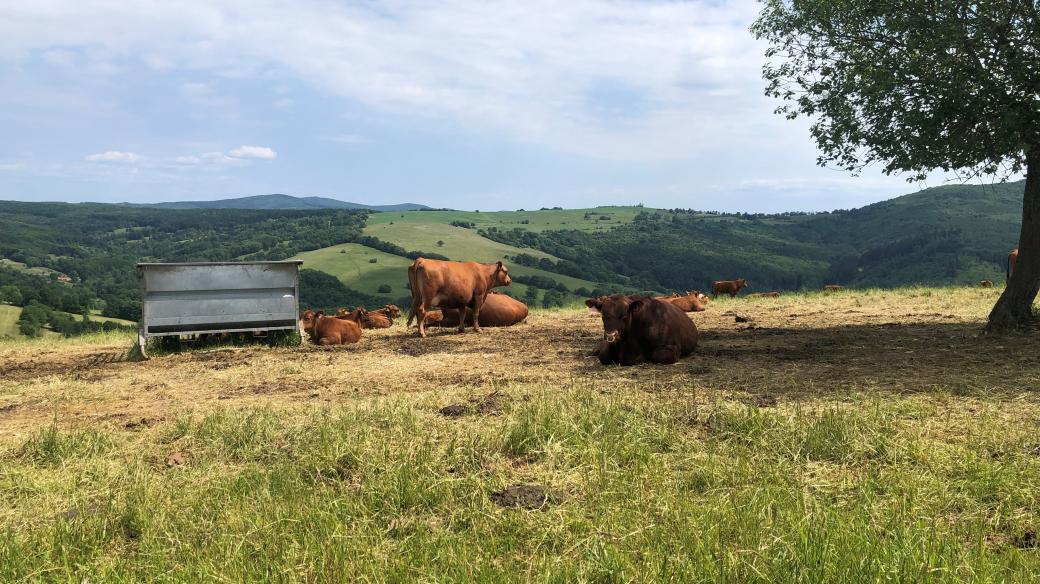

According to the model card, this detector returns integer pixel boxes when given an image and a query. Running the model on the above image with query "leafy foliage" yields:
[752,0,1039,180]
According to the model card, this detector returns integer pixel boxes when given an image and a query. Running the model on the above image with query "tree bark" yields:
[987,148,1040,332]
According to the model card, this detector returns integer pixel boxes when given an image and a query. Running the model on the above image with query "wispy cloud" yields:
[228,145,277,160]
[85,151,139,163]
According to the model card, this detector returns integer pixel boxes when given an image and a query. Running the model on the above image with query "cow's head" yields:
[384,304,402,318]
[585,297,604,315]
[595,295,645,344]
[491,260,511,287]
[300,309,317,331]
[736,279,748,290]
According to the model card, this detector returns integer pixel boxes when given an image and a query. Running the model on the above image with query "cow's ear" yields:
[628,299,646,314]
[496,260,504,270]
[585,298,602,314]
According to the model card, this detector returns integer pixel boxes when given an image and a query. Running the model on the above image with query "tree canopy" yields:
[752,0,1040,330]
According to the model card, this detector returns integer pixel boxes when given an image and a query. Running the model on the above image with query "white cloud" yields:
[85,151,139,163]
[228,145,277,160]
[0,0,768,161]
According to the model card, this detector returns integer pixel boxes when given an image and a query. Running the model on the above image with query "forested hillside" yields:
[483,181,1023,292]
[0,203,369,327]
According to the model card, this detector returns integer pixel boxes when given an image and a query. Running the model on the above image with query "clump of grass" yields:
[14,424,112,466]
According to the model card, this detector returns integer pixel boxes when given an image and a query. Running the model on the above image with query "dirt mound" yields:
[489,484,560,510]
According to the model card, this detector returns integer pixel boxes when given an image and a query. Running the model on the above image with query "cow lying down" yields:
[586,295,698,365]
[300,310,362,345]
[423,291,528,328]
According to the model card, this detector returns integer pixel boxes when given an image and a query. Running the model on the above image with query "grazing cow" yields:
[823,285,846,292]
[712,279,748,298]
[748,291,781,298]
[979,280,994,288]
[585,295,698,365]
[300,310,362,345]
[1008,248,1019,282]
[658,291,709,312]
[407,257,512,337]
[424,291,528,328]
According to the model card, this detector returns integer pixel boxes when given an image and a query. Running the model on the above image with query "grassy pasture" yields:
[0,304,19,338]
[368,205,652,233]
[300,221,606,300]
[0,306,134,340]
[292,243,416,296]
[2,287,1040,581]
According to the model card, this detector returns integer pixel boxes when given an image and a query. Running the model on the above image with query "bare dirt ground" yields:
[1,287,1038,444]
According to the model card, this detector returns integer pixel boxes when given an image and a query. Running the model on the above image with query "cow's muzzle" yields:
[604,330,620,343]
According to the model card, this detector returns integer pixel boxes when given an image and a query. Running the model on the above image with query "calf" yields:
[406,257,512,337]
[823,284,845,292]
[979,280,994,288]
[300,310,362,345]
[586,295,698,366]
[748,291,781,298]
[659,291,709,312]
[712,279,748,298]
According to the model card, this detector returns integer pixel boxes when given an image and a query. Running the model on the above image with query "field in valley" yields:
[2,287,1040,581]
[297,211,611,301]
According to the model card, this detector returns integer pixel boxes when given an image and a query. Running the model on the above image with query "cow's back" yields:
[414,259,486,308]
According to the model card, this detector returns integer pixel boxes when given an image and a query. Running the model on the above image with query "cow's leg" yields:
[470,296,485,333]
[597,341,619,365]
[648,345,680,364]
[319,334,339,345]
[416,296,429,338]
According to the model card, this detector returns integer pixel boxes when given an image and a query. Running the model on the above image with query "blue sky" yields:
[0,0,999,212]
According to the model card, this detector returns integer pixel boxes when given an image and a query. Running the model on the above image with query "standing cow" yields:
[406,257,512,337]
[586,295,698,365]
[712,278,748,298]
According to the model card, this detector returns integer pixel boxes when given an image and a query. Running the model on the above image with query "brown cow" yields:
[424,291,528,328]
[748,291,781,298]
[407,257,512,337]
[712,279,748,298]
[658,291,709,312]
[1008,248,1019,282]
[337,304,400,328]
[823,285,845,292]
[979,280,994,288]
[586,295,698,365]
[300,310,362,345]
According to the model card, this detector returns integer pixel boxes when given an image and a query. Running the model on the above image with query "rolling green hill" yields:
[0,179,1028,318]
[130,194,429,212]
[367,206,647,233]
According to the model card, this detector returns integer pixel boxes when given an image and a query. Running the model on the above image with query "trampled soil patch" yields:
[440,391,506,417]
[489,484,560,510]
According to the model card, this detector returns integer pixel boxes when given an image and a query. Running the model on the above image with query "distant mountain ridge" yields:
[127,194,431,212]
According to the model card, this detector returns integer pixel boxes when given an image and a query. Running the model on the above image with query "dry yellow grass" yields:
[0,286,1035,444]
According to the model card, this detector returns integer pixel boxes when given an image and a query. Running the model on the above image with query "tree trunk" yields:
[987,148,1040,332]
